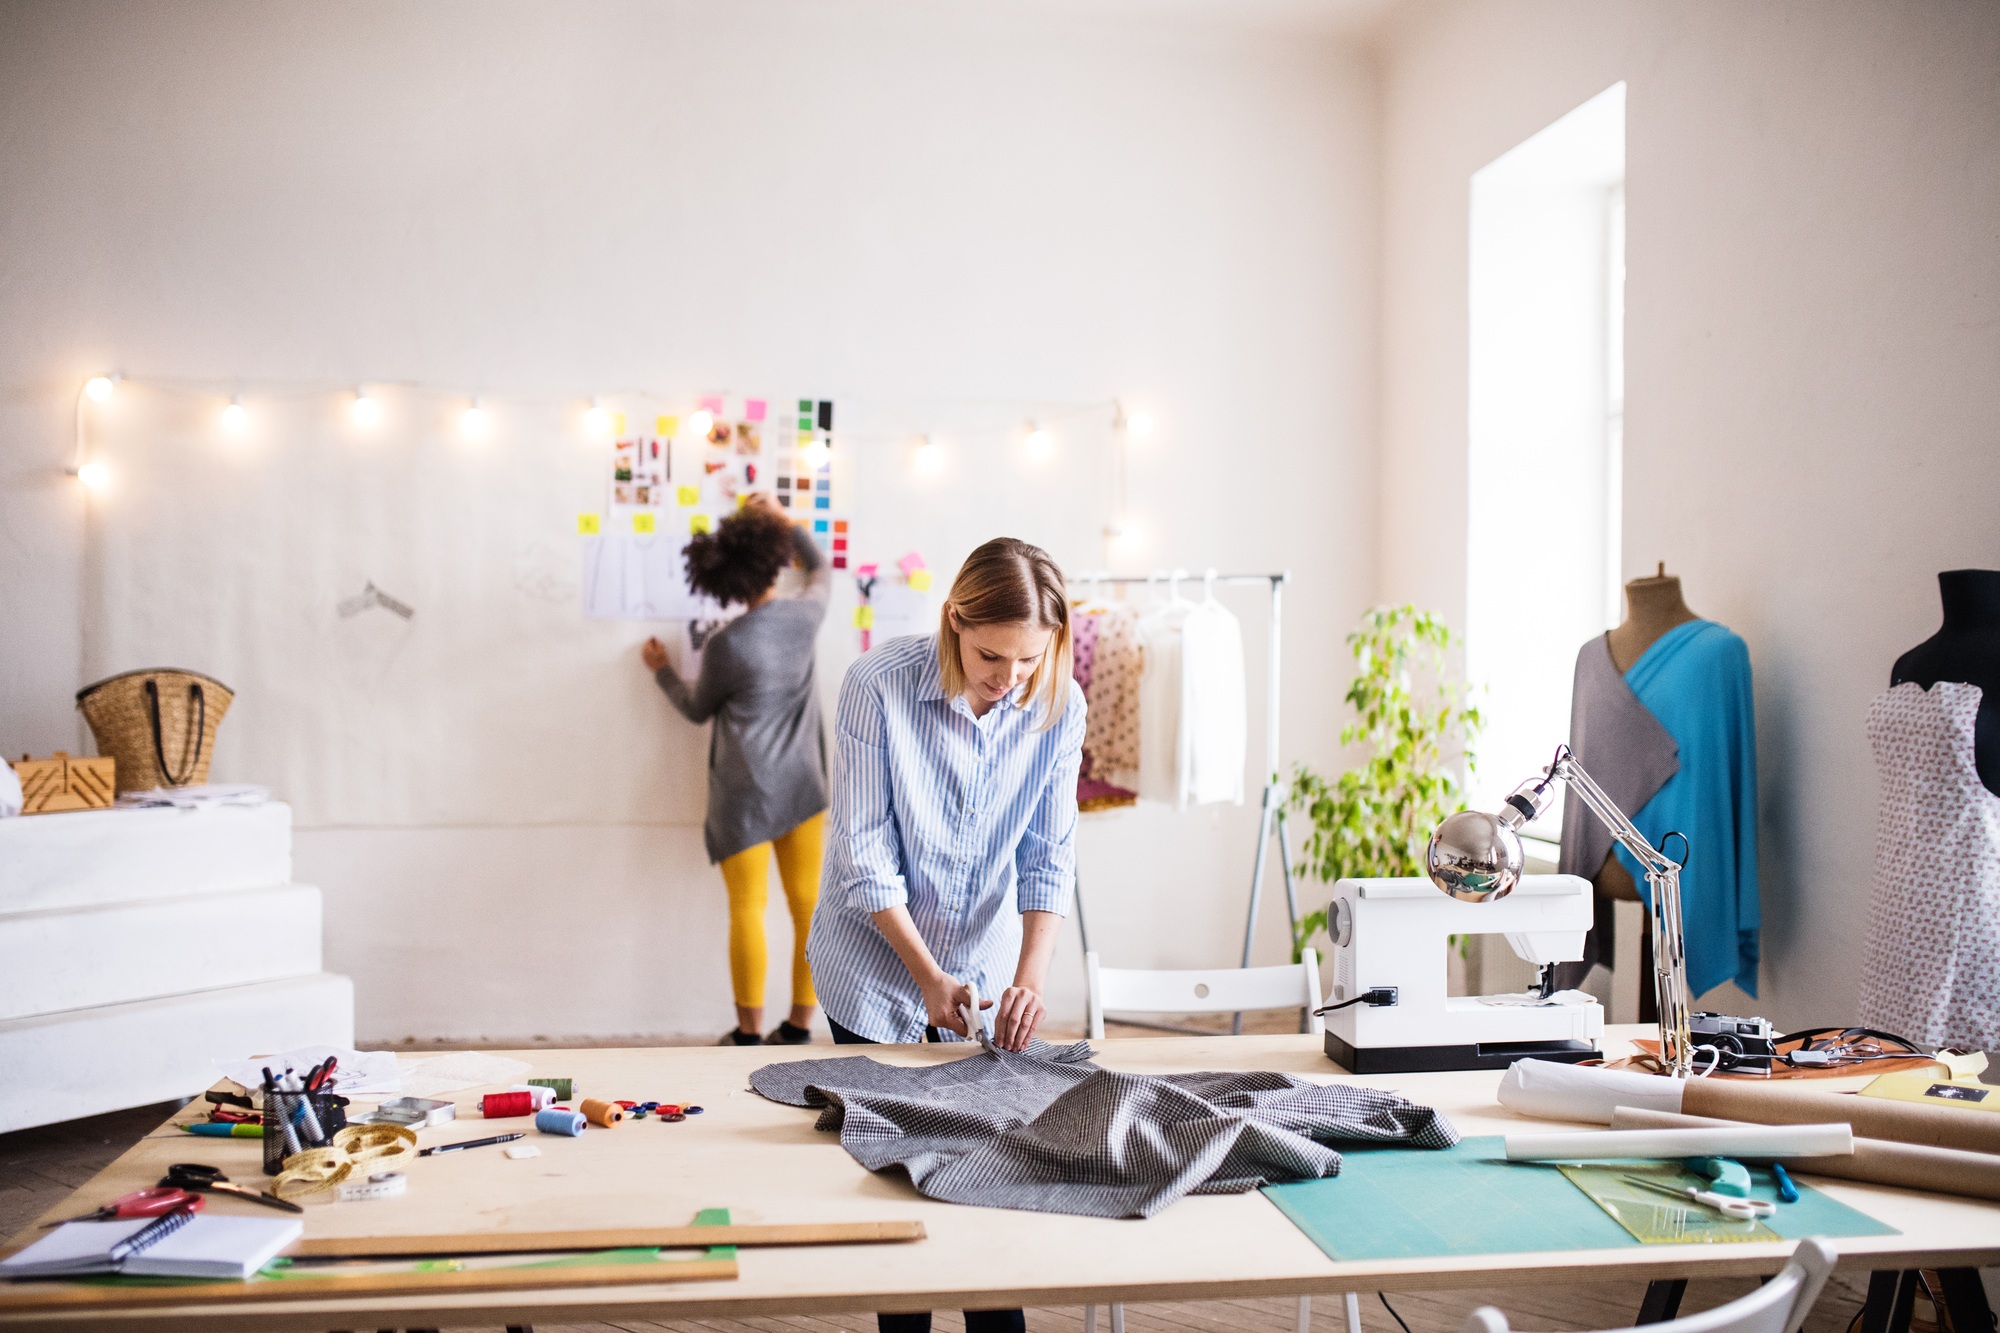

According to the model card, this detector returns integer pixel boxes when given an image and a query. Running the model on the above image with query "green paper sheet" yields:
[1261,1137,1898,1262]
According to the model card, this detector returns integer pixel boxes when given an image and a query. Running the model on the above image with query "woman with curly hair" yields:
[641,494,830,1046]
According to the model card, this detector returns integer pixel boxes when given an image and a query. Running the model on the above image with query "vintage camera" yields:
[1689,1011,1779,1075]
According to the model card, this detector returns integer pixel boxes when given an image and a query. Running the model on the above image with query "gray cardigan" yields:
[655,527,832,863]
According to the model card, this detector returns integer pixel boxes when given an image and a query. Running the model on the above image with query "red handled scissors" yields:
[42,1187,204,1226]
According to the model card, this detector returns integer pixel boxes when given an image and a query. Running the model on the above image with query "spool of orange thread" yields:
[580,1098,624,1128]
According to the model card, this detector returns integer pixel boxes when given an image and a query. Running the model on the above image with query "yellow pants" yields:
[718,812,824,1010]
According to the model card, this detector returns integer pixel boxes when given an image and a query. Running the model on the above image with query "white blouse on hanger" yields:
[1136,585,1246,809]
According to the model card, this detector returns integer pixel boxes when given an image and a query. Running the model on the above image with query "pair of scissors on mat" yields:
[1621,1174,1777,1220]
[42,1187,203,1226]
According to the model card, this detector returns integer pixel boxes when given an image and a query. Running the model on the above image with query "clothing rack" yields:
[1071,569,1298,1034]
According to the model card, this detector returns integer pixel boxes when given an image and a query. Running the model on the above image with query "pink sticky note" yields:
[745,399,767,422]
[897,551,926,577]
[698,394,724,414]
[856,563,880,579]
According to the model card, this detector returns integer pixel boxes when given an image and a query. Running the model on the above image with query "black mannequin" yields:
[1891,570,2000,797]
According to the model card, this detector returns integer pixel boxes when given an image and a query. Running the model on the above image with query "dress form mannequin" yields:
[1890,570,2000,797]
[1607,564,1700,672]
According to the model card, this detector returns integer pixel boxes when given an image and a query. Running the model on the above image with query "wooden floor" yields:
[0,1019,1898,1333]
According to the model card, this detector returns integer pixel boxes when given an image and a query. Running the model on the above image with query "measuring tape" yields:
[273,1124,417,1204]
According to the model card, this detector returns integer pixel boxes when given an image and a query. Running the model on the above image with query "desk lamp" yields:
[1425,744,1694,1077]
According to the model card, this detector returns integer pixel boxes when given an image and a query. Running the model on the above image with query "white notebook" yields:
[0,1214,303,1281]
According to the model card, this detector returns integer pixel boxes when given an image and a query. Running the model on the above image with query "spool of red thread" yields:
[480,1090,537,1119]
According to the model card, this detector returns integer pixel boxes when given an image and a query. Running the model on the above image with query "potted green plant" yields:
[1288,606,1483,960]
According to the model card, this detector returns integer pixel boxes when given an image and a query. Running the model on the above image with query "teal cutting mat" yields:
[1262,1137,1899,1262]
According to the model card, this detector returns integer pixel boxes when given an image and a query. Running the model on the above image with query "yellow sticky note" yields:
[611,412,627,436]
[657,415,678,436]
[631,511,656,534]
[691,513,714,535]
[853,605,875,630]
[677,485,700,507]
[907,569,932,592]
[736,493,749,509]
[576,512,601,535]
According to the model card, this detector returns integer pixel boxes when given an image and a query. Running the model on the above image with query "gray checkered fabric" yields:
[750,1044,1458,1218]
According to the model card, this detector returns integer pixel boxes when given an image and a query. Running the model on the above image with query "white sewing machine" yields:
[1321,875,1604,1073]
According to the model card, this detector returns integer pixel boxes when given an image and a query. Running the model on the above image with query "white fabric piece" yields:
[1182,597,1246,806]
[0,761,20,817]
[1859,681,2000,1051]
[1496,1056,1685,1124]
[115,784,269,809]
[1135,595,1246,808]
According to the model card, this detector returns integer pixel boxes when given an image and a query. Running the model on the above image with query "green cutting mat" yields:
[1261,1137,1898,1262]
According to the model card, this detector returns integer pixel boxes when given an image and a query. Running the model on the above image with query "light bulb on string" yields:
[460,397,488,438]
[75,461,112,491]
[1110,520,1143,549]
[220,396,246,433]
[1125,410,1154,438]
[584,397,610,436]
[351,388,381,428]
[801,436,830,470]
[912,434,944,473]
[686,408,715,439]
[1023,422,1052,459]
[84,374,118,403]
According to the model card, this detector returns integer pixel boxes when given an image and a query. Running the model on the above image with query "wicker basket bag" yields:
[76,668,235,795]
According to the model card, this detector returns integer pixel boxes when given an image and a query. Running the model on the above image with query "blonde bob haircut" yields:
[936,537,1072,729]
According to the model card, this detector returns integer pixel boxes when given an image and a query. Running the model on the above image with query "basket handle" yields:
[144,679,207,787]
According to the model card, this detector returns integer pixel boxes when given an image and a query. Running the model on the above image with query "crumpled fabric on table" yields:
[750,1043,1459,1218]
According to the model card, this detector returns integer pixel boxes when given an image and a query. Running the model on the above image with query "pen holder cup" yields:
[262,1092,351,1175]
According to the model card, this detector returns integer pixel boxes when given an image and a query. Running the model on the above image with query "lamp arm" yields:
[1548,753,1679,878]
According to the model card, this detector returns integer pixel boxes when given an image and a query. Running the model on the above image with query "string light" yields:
[220,396,247,433]
[1125,410,1154,438]
[351,388,381,428]
[84,374,118,402]
[460,397,488,438]
[75,461,112,491]
[584,397,610,435]
[912,433,944,473]
[801,436,830,469]
[1110,521,1142,548]
[686,408,714,438]
[1023,422,1052,458]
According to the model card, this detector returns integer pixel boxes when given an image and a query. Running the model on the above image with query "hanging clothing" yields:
[1608,620,1761,998]
[1560,635,1680,882]
[1858,682,2000,1051]
[1071,602,1140,811]
[1137,595,1246,808]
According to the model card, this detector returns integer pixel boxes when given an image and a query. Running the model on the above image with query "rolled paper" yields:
[535,1107,586,1136]
[1504,1123,1853,1162]
[1497,1058,1686,1124]
[1681,1075,2000,1156]
[1611,1106,2000,1203]
[580,1098,624,1128]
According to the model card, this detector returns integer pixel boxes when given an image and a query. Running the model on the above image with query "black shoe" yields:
[717,1028,763,1046]
[766,1021,814,1045]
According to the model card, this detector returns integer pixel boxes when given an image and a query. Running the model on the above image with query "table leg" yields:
[1861,1270,1921,1333]
[1637,1279,1686,1323]
[1937,1269,1996,1333]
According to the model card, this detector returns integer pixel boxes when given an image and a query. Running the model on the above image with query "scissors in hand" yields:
[161,1162,306,1214]
[42,1187,203,1226]
[1622,1174,1777,1220]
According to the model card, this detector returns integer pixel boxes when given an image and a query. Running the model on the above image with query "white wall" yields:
[1376,0,2000,1027]
[0,1,1380,1042]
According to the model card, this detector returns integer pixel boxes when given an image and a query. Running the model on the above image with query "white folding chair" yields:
[1462,1238,1838,1333]
[1084,948,1325,1040]
[1081,949,1334,1333]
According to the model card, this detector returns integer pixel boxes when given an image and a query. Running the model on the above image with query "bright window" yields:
[1465,83,1627,831]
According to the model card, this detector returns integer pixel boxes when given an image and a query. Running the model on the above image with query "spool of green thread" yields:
[526,1077,576,1101]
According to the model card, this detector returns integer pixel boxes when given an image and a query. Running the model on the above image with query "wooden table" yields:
[4,1029,1998,1332]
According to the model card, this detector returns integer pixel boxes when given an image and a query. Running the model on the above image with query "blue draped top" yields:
[1613,619,1761,997]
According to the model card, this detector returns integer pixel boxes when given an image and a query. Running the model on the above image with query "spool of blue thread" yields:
[535,1107,586,1137]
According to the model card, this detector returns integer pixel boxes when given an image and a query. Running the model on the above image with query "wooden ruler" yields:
[290,1218,925,1258]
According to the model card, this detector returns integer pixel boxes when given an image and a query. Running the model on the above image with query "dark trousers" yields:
[828,1016,1027,1333]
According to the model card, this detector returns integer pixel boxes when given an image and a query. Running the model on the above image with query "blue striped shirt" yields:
[807,633,1085,1043]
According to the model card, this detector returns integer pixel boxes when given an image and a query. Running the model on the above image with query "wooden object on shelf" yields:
[11,752,115,815]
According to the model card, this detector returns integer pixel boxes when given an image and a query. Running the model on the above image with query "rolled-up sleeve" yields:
[827,671,909,913]
[1013,687,1085,916]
